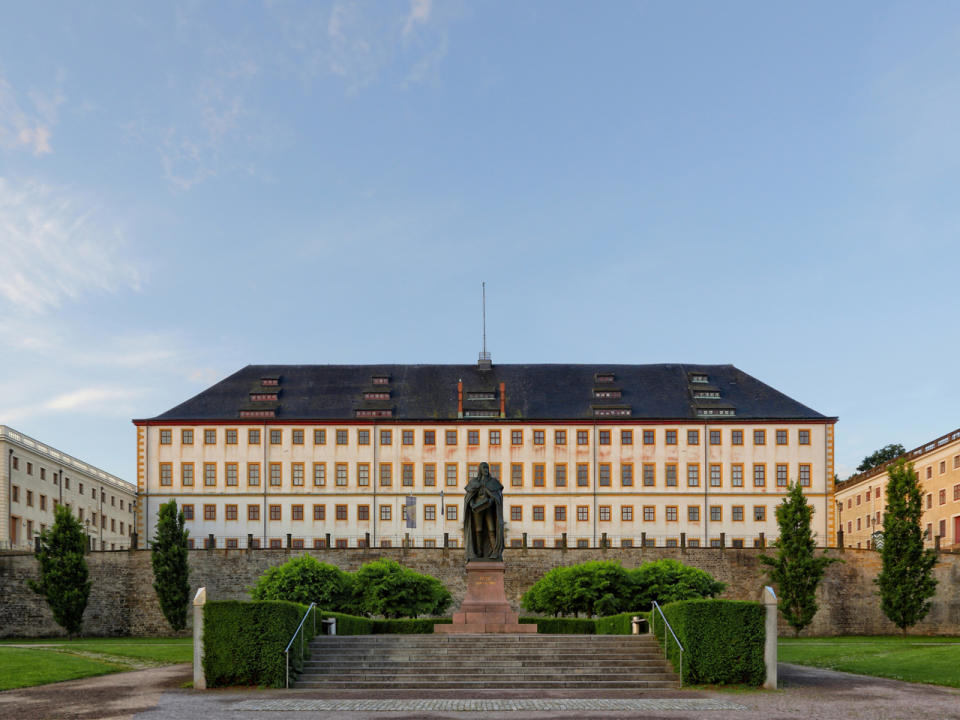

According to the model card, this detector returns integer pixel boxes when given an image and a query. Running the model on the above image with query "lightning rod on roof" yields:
[478,281,491,368]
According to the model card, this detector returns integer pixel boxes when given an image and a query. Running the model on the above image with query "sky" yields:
[2,1,959,483]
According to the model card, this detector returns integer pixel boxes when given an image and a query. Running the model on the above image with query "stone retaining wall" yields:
[1,547,958,637]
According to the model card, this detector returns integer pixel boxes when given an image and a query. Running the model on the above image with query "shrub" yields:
[595,611,647,635]
[372,617,451,634]
[519,616,596,634]
[520,561,631,617]
[652,599,765,685]
[319,610,374,635]
[249,555,353,611]
[203,600,316,688]
[521,559,724,617]
[351,559,452,618]
[629,559,725,610]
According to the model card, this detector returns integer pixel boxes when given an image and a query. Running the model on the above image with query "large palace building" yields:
[133,362,837,550]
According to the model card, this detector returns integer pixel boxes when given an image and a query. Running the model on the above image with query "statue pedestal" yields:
[435,561,537,634]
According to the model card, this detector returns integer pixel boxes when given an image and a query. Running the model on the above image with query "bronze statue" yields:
[463,462,504,561]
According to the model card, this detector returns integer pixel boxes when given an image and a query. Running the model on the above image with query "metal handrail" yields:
[650,601,684,686]
[284,602,316,689]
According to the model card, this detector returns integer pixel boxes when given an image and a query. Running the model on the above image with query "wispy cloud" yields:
[45,386,146,414]
[403,0,432,38]
[0,69,64,155]
[0,178,142,313]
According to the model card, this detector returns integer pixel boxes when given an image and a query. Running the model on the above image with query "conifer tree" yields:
[760,482,837,635]
[151,499,191,631]
[876,460,938,634]
[28,504,91,635]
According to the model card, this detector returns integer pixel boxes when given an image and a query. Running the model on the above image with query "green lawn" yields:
[779,636,960,688]
[0,638,193,690]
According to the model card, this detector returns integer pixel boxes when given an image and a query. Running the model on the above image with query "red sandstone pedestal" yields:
[435,561,538,634]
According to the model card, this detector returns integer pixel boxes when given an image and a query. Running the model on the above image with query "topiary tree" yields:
[249,555,354,611]
[151,499,191,631]
[876,460,938,634]
[628,559,725,609]
[350,559,452,618]
[27,504,90,635]
[521,559,724,617]
[760,482,838,635]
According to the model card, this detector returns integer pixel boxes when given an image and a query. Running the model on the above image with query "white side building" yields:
[1,425,137,551]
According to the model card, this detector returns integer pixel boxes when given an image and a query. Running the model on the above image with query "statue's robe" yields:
[463,474,504,561]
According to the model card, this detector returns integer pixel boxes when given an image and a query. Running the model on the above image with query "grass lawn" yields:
[779,636,960,688]
[0,638,193,690]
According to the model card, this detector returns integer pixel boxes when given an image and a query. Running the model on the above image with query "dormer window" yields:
[690,373,708,384]
[466,391,496,400]
[594,389,622,399]
[261,377,279,387]
[355,409,392,418]
[364,391,390,400]
[240,409,276,418]
[595,373,615,383]
[372,376,390,385]
[696,408,735,417]
[251,392,278,402]
[594,407,631,417]
[693,390,720,399]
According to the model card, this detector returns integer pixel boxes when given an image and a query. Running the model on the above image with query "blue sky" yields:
[2,1,959,482]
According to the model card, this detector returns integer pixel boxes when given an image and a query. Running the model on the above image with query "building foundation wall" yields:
[1,547,958,638]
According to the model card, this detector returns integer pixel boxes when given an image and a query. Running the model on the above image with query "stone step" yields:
[301,663,671,673]
[303,657,667,667]
[293,679,679,689]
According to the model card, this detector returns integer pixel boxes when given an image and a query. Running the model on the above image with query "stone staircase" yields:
[294,633,679,689]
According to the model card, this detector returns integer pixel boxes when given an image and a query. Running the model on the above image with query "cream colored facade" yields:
[836,427,960,550]
[1,425,137,551]
[137,421,836,550]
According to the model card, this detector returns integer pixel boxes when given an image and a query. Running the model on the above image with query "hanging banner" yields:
[405,495,416,528]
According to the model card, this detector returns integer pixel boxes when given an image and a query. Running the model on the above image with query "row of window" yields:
[9,487,129,533]
[844,482,960,511]
[182,502,773,523]
[157,461,814,489]
[186,536,762,550]
[158,427,814,448]
[9,456,130,509]
[924,455,960,478]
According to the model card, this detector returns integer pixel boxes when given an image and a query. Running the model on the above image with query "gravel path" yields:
[3,663,960,720]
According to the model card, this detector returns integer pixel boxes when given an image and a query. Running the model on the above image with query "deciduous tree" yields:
[857,443,905,473]
[876,460,938,634]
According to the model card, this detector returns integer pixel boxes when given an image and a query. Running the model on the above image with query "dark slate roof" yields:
[139,364,832,422]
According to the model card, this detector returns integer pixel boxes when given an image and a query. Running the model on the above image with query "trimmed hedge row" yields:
[319,611,373,635]
[372,617,451,634]
[595,611,648,635]
[203,600,316,688]
[653,599,765,685]
[519,616,597,634]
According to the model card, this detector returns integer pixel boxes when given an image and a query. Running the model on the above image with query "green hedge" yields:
[319,611,373,635]
[652,599,765,685]
[203,600,315,688]
[596,611,648,635]
[519,616,596,634]
[371,617,451,634]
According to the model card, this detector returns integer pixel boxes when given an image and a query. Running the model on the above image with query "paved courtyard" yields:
[2,663,960,720]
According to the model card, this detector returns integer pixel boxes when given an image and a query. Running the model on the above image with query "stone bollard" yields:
[193,587,207,690]
[762,585,777,689]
